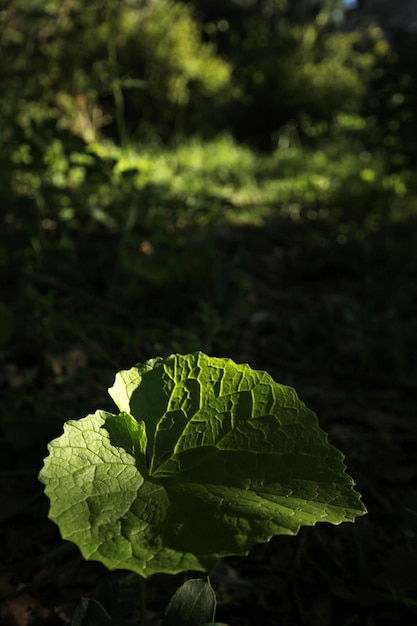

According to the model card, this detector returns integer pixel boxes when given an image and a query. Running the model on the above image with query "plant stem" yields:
[138,576,146,626]
[108,37,127,146]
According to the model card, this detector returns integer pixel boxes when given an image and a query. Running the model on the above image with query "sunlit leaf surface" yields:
[39,352,366,577]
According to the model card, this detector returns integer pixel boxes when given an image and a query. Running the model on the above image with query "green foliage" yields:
[2,0,417,154]
[117,1,233,132]
[39,352,365,577]
[162,578,216,626]
[0,0,233,143]
[200,4,389,147]
[71,598,112,626]
[2,5,417,623]
[70,578,227,626]
[2,109,417,463]
[2,0,417,467]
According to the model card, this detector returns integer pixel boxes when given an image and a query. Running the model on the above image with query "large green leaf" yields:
[39,352,366,577]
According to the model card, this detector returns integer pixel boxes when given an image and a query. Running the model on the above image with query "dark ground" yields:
[1,211,417,626]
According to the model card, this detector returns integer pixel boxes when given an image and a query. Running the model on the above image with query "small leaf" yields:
[39,352,366,577]
[162,578,216,626]
[71,598,110,626]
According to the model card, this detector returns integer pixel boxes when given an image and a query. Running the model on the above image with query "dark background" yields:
[1,1,417,624]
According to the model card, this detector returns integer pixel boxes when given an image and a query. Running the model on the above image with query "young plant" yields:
[71,577,225,626]
[39,352,366,623]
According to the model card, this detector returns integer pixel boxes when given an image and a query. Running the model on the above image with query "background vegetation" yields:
[1,0,417,624]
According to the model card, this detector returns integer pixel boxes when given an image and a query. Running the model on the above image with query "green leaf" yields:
[71,598,110,626]
[162,578,216,626]
[39,352,366,577]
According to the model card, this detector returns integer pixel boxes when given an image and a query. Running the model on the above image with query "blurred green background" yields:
[2,0,416,453]
[1,1,417,623]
